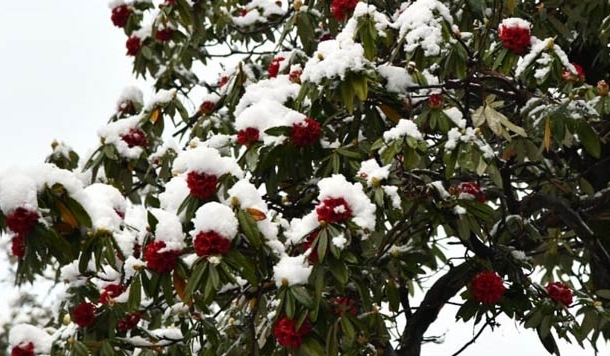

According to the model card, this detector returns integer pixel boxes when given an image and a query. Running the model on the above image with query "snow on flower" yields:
[97,116,146,160]
[230,0,286,27]
[82,183,126,232]
[150,208,186,252]
[318,175,376,230]
[377,64,416,93]
[383,119,424,141]
[498,17,531,54]
[273,254,312,287]
[392,0,453,57]
[116,86,143,115]
[9,324,53,354]
[144,88,177,111]
[190,202,238,241]
[173,145,243,179]
[357,158,390,186]
[352,2,390,34]
[0,173,38,214]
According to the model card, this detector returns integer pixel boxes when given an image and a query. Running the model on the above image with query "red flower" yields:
[11,342,34,356]
[99,284,124,305]
[498,20,531,54]
[156,27,174,42]
[330,0,359,21]
[428,93,443,109]
[302,230,320,262]
[331,296,358,316]
[545,282,573,306]
[561,63,585,83]
[219,76,228,88]
[121,128,148,148]
[164,0,177,5]
[6,207,39,235]
[268,57,285,78]
[11,234,25,259]
[186,171,218,200]
[111,5,132,28]
[117,100,137,116]
[239,8,249,17]
[145,240,181,274]
[237,127,260,148]
[292,118,321,147]
[273,315,311,349]
[73,301,96,327]
[470,271,505,305]
[458,182,486,203]
[194,230,232,257]
[199,101,216,114]
[289,69,302,83]
[126,36,142,56]
[316,197,352,223]
[118,311,142,332]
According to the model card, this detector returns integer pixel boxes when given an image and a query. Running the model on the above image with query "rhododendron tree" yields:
[3,1,610,355]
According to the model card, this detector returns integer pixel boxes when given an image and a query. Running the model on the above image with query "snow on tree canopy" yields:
[0,172,38,213]
[273,254,312,288]
[159,175,190,221]
[172,145,243,178]
[234,100,309,145]
[357,159,390,186]
[150,208,186,252]
[9,323,53,354]
[97,116,145,160]
[82,183,126,232]
[317,174,376,231]
[383,118,424,141]
[234,75,300,116]
[393,0,453,57]
[377,64,416,93]
[190,202,238,240]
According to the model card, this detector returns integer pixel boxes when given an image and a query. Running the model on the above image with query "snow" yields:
[352,2,390,34]
[429,181,451,199]
[383,119,424,141]
[144,88,177,111]
[0,171,38,213]
[382,185,402,208]
[159,175,190,221]
[97,116,145,160]
[443,107,466,128]
[317,174,376,231]
[124,256,146,280]
[499,17,531,30]
[357,159,390,186]
[149,138,179,164]
[377,64,416,93]
[393,0,453,57]
[273,254,312,287]
[234,99,308,145]
[515,37,574,77]
[9,323,53,353]
[234,75,300,116]
[190,202,238,240]
[332,234,347,249]
[231,0,286,27]
[150,208,186,252]
[173,145,243,178]
[116,86,143,108]
[82,183,126,232]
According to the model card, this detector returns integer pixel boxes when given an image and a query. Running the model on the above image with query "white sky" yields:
[0,1,599,355]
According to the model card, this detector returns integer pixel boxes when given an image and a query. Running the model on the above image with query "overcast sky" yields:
[0,1,599,355]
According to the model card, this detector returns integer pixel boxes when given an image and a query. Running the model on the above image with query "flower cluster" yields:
[73,302,96,328]
[237,127,260,147]
[6,207,38,236]
[498,18,531,54]
[428,93,443,109]
[118,312,142,332]
[111,4,132,28]
[330,0,359,21]
[273,316,311,349]
[186,171,218,200]
[268,56,285,78]
[11,234,26,259]
[470,271,505,305]
[11,342,34,356]
[291,118,321,147]
[331,296,358,316]
[120,128,148,148]
[561,63,585,83]
[302,230,321,262]
[145,240,181,274]
[193,230,232,257]
[457,182,486,203]
[156,27,174,42]
[545,282,573,306]
[126,36,141,56]
[99,284,124,305]
[316,197,352,223]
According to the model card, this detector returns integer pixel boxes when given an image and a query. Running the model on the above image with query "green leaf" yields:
[128,276,142,311]
[184,260,207,301]
[386,279,400,312]
[327,257,348,285]
[596,289,610,300]
[237,209,262,249]
[291,286,314,309]
[325,321,339,356]
[576,121,601,158]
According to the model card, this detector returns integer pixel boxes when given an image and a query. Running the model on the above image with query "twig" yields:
[450,320,489,356]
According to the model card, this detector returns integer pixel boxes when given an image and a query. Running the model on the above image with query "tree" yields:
[2,0,610,355]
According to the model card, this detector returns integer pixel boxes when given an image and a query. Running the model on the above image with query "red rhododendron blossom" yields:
[237,127,260,147]
[268,57,285,78]
[11,234,26,259]
[156,27,174,42]
[545,282,573,306]
[121,128,148,148]
[145,240,181,273]
[428,93,443,109]
[498,18,531,54]
[471,271,505,305]
[73,302,96,327]
[273,316,311,349]
[11,342,34,356]
[194,230,232,257]
[458,182,486,203]
[561,63,585,83]
[111,4,132,28]
[118,311,142,332]
[289,69,302,83]
[199,101,215,114]
[99,284,124,305]
[219,76,228,88]
[164,0,176,5]
[331,296,358,316]
[292,118,322,147]
[239,8,249,17]
[186,171,218,200]
[316,197,352,223]
[126,36,142,56]
[6,207,39,235]
[330,0,359,21]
